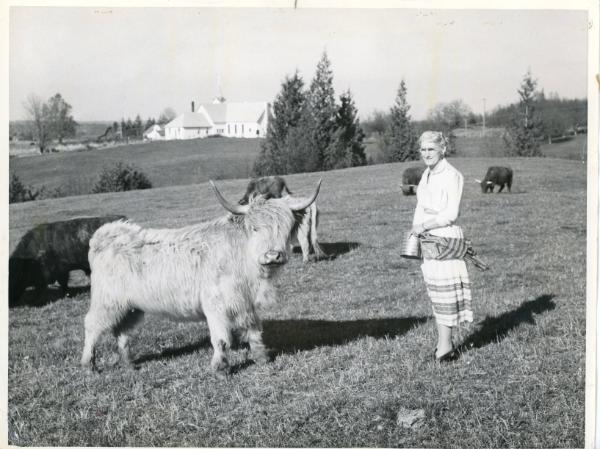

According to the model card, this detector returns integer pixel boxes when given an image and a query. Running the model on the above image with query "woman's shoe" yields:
[434,347,460,363]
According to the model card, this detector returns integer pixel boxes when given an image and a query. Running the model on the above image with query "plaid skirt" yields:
[421,258,472,327]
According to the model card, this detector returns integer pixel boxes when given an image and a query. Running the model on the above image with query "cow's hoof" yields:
[211,358,231,377]
[213,365,232,379]
[80,363,97,374]
[120,358,136,371]
[253,351,271,365]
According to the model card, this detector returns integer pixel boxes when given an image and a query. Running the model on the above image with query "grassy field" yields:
[9,138,262,196]
[10,129,587,200]
[541,134,588,160]
[8,156,586,447]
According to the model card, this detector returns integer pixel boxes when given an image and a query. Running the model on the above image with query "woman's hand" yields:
[412,223,426,235]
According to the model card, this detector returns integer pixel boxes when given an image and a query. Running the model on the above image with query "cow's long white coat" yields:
[81,195,298,374]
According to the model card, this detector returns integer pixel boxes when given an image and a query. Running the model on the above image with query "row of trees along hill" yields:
[101,108,177,141]
[253,52,367,176]
[24,93,77,153]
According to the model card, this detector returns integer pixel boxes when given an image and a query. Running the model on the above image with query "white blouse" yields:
[412,158,464,239]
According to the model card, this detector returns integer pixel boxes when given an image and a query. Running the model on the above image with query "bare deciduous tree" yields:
[23,94,51,154]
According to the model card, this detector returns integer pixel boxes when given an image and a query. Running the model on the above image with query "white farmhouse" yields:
[143,124,165,141]
[164,98,271,140]
[164,111,212,140]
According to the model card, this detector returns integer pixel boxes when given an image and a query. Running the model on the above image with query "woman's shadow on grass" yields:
[125,295,556,369]
[263,316,429,357]
[457,294,556,353]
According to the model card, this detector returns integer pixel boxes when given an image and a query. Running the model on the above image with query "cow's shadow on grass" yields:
[293,241,361,261]
[263,316,429,357]
[457,294,556,353]
[133,338,212,365]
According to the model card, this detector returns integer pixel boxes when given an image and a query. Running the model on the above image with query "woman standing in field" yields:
[411,131,472,362]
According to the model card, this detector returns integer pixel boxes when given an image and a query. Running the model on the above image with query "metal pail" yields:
[401,231,421,259]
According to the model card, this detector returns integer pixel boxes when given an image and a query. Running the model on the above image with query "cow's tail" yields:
[310,203,326,260]
[88,219,135,266]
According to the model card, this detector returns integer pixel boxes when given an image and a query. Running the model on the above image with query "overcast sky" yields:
[9,6,588,122]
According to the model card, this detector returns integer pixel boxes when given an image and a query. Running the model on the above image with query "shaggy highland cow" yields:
[80,181,321,375]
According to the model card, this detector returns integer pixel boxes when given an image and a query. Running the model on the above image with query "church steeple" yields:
[213,74,226,103]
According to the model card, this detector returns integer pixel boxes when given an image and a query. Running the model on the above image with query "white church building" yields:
[164,98,271,140]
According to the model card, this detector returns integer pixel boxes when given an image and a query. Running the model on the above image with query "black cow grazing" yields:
[476,166,513,193]
[238,176,292,205]
[9,215,126,306]
[401,166,426,195]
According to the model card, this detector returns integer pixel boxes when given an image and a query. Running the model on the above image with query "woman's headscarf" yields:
[418,131,448,155]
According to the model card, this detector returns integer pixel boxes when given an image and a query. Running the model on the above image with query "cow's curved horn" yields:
[474,178,482,183]
[210,180,250,215]
[288,179,322,212]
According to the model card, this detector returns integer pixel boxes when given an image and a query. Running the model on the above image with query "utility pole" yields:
[482,98,486,135]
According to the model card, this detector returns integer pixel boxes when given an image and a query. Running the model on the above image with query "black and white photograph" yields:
[4,1,598,447]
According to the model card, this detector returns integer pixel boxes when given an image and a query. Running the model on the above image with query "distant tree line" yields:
[106,108,176,141]
[499,71,587,156]
[362,97,475,163]
[362,70,587,159]
[487,90,587,140]
[253,52,367,176]
[16,94,178,146]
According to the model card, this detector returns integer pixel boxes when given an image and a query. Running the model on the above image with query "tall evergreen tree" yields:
[144,118,156,132]
[381,80,418,162]
[324,90,366,169]
[504,70,544,156]
[125,118,134,138]
[302,51,338,171]
[285,104,318,173]
[253,71,306,176]
[134,115,143,138]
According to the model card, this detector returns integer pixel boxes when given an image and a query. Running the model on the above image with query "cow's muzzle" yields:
[259,250,287,266]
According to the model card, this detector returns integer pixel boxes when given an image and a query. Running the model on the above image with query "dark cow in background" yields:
[401,166,426,195]
[475,166,513,193]
[238,176,292,205]
[80,181,321,375]
[9,215,126,306]
[239,176,325,262]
